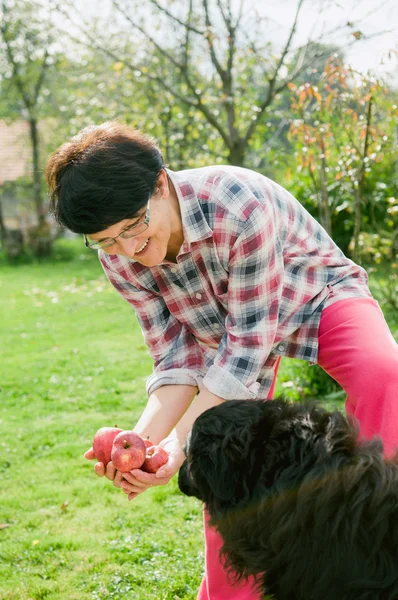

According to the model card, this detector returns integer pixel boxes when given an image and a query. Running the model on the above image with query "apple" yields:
[141,435,155,449]
[142,445,169,473]
[92,426,123,466]
[111,430,146,472]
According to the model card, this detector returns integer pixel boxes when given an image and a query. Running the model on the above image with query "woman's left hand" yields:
[120,436,185,501]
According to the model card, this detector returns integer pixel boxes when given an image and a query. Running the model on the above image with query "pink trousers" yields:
[197,298,398,599]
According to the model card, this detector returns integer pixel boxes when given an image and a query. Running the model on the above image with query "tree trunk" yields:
[227,141,246,167]
[4,229,25,259]
[29,117,44,225]
[28,117,52,257]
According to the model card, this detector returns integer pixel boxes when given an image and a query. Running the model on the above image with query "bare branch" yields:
[221,0,242,76]
[32,47,50,104]
[236,0,245,30]
[243,0,306,145]
[148,0,204,35]
[215,0,229,29]
[202,0,227,84]
[183,0,194,72]
[220,1,240,140]
[272,0,305,87]
[111,0,185,73]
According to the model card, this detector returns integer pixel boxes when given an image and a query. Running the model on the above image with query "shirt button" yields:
[277,343,286,352]
[214,323,220,329]
[195,293,202,300]
[170,267,177,273]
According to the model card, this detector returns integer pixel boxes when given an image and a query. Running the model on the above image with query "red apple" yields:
[92,426,123,466]
[111,430,146,472]
[142,445,169,473]
[141,435,155,449]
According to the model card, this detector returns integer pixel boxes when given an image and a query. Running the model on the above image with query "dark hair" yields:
[46,122,165,234]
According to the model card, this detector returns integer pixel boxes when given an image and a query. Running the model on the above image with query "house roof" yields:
[0,120,31,186]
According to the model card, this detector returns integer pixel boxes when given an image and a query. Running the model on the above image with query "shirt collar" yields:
[166,169,213,251]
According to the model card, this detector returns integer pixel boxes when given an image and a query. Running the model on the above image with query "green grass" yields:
[0,238,396,599]
[0,239,203,599]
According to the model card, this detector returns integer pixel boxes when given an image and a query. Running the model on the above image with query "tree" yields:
[60,0,385,167]
[0,0,59,256]
[288,56,391,260]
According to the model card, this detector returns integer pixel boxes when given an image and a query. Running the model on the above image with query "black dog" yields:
[178,398,398,600]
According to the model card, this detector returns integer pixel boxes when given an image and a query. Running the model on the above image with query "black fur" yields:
[178,399,398,600]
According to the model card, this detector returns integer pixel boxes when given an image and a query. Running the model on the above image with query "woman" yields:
[46,122,398,599]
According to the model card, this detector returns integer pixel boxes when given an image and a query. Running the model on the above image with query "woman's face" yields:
[87,171,183,266]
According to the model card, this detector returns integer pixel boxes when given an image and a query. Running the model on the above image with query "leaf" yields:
[299,89,307,103]
[60,500,69,511]
[325,93,334,110]
[0,523,12,530]
[313,91,322,103]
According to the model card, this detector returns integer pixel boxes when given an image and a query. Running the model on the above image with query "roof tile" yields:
[0,120,32,185]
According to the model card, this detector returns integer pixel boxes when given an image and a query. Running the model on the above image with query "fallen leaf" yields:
[60,500,69,511]
[0,523,12,530]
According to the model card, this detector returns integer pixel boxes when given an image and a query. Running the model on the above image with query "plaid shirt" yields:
[99,166,371,400]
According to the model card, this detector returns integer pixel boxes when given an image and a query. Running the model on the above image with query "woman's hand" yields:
[120,437,185,501]
[84,437,185,500]
[84,447,125,488]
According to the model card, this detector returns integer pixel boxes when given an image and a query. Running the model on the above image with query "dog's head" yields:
[178,398,360,515]
[178,399,269,510]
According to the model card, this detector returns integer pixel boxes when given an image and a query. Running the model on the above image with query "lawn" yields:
[0,240,204,600]
[0,238,396,599]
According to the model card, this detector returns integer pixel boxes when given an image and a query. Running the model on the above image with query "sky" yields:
[252,0,398,79]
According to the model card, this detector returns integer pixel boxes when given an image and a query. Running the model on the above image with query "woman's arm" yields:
[132,386,225,479]
[173,387,225,451]
[133,384,199,444]
[119,385,225,500]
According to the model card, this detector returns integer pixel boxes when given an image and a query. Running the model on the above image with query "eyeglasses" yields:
[84,198,151,250]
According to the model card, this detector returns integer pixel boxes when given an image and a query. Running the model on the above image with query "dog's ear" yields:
[192,426,257,502]
[199,452,241,502]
